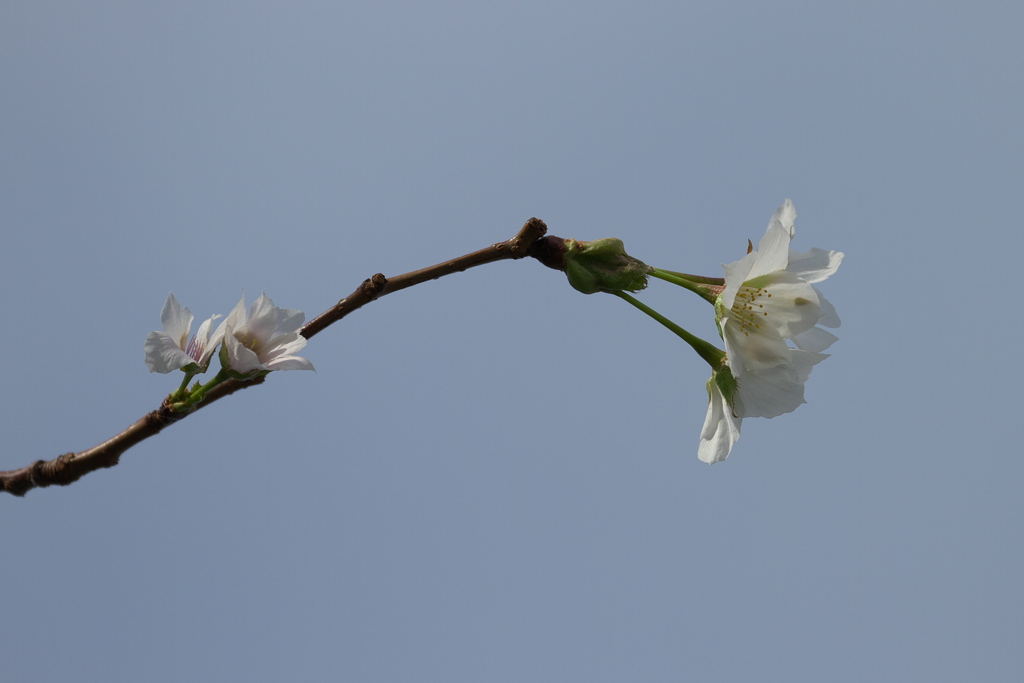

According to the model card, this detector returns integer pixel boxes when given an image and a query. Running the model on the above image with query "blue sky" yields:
[2,2,1022,681]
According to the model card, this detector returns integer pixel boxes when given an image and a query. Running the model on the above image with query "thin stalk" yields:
[649,268,724,305]
[611,291,724,369]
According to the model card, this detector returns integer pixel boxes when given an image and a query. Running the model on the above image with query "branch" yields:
[2,218,553,496]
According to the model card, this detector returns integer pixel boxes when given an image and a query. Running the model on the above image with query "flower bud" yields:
[562,238,650,294]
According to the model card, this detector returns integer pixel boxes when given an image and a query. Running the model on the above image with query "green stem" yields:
[649,268,724,305]
[611,291,725,369]
[190,368,232,402]
[169,371,196,402]
[170,367,233,411]
[652,269,725,286]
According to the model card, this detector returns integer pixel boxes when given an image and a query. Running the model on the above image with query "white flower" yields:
[698,201,843,463]
[716,200,843,418]
[144,293,224,373]
[221,293,314,377]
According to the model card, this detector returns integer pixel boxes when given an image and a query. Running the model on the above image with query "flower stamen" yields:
[185,335,204,363]
[731,285,773,337]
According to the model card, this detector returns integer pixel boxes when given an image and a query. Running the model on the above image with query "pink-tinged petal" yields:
[192,314,223,367]
[699,379,742,464]
[194,315,218,344]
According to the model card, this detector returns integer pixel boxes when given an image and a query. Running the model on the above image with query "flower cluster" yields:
[584,199,843,464]
[145,292,313,409]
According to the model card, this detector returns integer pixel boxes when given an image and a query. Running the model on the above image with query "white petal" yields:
[224,331,263,375]
[698,379,742,464]
[787,248,843,284]
[733,350,827,418]
[260,332,308,363]
[772,199,797,238]
[245,293,306,343]
[264,355,316,372]
[223,294,248,331]
[814,288,841,328]
[207,315,232,353]
[720,250,759,310]
[144,331,192,373]
[736,273,823,340]
[273,306,305,335]
[159,293,193,349]
[747,222,791,280]
[244,293,278,342]
[792,326,839,353]
[193,314,224,368]
[722,321,792,375]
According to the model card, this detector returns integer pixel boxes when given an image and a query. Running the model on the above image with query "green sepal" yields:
[709,363,738,409]
[713,296,727,340]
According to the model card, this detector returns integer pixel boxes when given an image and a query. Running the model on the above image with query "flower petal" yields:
[224,332,263,375]
[699,379,742,464]
[223,295,248,330]
[733,272,824,340]
[733,350,827,419]
[814,289,841,328]
[159,293,193,349]
[772,199,797,238]
[244,293,278,341]
[244,294,305,341]
[145,331,193,373]
[747,221,792,280]
[264,355,316,372]
[192,314,224,368]
[792,326,839,353]
[787,248,844,284]
[272,305,305,335]
[722,322,792,375]
[260,332,307,359]
[720,250,759,310]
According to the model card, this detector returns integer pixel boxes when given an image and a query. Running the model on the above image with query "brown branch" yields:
[1,218,552,496]
[301,217,548,339]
